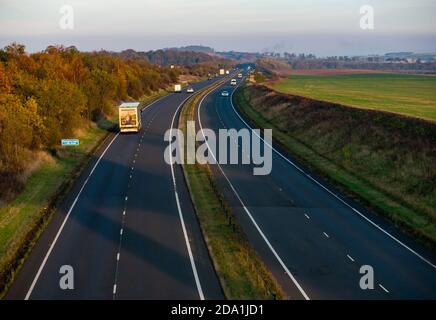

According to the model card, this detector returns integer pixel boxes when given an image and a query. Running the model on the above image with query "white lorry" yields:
[174,84,182,92]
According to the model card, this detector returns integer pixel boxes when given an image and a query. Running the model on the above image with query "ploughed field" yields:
[272,73,436,121]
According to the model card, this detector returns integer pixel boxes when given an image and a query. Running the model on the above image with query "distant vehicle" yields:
[219,69,225,75]
[221,91,229,97]
[174,84,182,92]
[226,70,230,75]
[230,79,237,86]
[187,87,194,93]
[119,102,141,133]
[238,73,243,78]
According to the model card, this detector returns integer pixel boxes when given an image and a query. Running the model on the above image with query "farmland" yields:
[272,73,436,121]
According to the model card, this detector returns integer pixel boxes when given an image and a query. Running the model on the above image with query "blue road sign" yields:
[61,139,80,146]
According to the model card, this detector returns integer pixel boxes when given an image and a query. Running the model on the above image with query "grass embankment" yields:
[234,84,436,249]
[0,92,167,298]
[179,83,284,299]
[272,73,436,121]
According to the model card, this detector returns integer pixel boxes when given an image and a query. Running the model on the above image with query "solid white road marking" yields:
[304,214,310,220]
[197,83,310,301]
[169,94,205,300]
[113,284,117,295]
[120,229,123,235]
[323,232,330,238]
[347,254,355,262]
[226,81,436,270]
[117,253,120,261]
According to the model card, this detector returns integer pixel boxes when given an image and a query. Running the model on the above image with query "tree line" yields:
[0,43,180,199]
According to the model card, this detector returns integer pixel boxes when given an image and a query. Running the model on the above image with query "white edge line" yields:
[169,94,205,300]
[25,132,120,300]
[24,93,169,300]
[197,81,311,301]
[227,79,436,270]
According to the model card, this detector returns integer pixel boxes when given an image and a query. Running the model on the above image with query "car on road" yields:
[238,73,243,78]
[187,87,194,93]
[230,79,237,86]
[221,90,229,97]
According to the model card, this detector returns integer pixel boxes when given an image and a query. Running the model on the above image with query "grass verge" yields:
[179,82,285,299]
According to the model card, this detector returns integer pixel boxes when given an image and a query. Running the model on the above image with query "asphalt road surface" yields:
[195,74,436,299]
[7,78,224,300]
[7,72,436,300]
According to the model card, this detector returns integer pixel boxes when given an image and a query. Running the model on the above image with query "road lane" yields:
[7,79,223,300]
[196,76,436,299]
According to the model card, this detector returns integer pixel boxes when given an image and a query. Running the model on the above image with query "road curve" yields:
[195,74,436,300]
[6,78,224,300]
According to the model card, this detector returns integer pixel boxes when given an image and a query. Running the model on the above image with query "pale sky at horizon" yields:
[1,0,435,56]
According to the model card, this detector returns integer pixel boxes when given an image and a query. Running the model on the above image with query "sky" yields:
[0,0,435,56]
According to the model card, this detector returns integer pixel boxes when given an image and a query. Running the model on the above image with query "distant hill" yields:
[114,48,216,66]
[167,45,215,53]
[217,51,260,62]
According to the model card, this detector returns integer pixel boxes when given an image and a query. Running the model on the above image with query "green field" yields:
[272,74,436,121]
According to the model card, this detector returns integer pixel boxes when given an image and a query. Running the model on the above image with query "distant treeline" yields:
[0,43,182,199]
[282,57,436,73]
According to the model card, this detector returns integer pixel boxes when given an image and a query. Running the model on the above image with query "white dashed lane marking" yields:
[379,284,389,293]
